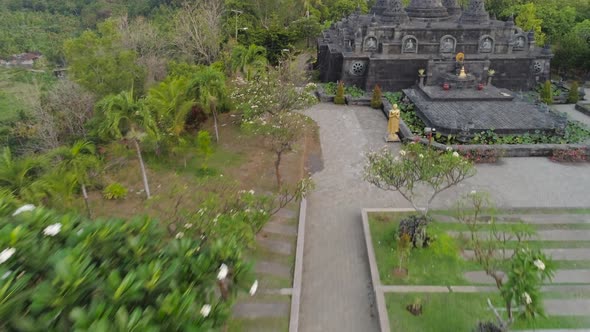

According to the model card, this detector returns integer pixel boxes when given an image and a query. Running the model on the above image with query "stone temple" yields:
[316,0,553,92]
[317,0,565,137]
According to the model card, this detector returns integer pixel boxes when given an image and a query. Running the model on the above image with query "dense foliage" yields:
[0,198,261,331]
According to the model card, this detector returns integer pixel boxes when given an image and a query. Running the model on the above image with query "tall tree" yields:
[64,19,146,97]
[95,91,157,199]
[174,0,224,65]
[189,67,227,143]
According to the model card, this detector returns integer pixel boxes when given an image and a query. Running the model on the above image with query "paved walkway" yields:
[300,103,590,332]
[299,105,406,332]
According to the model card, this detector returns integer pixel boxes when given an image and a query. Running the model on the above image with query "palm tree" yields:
[54,140,100,217]
[145,77,195,146]
[231,44,267,81]
[96,91,157,199]
[189,67,227,142]
[0,147,47,203]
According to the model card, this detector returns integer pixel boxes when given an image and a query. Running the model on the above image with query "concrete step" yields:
[232,302,290,319]
[255,260,292,279]
[464,270,590,284]
[462,248,590,261]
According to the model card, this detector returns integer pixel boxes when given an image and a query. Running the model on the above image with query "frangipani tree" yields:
[0,205,257,330]
[364,143,476,216]
[456,192,555,331]
[244,112,307,189]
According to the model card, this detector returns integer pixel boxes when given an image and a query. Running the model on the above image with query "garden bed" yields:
[363,209,590,332]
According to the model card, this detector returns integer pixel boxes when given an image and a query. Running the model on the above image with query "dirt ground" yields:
[87,111,321,221]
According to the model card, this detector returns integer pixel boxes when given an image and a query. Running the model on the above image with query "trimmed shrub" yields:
[540,80,553,105]
[334,81,345,105]
[371,85,383,109]
[567,81,580,104]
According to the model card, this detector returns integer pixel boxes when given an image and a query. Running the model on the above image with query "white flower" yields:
[399,150,406,156]
[184,223,193,229]
[394,157,400,162]
[249,280,258,296]
[446,147,452,152]
[523,292,532,304]
[470,190,477,195]
[43,223,62,237]
[0,248,16,264]
[12,204,35,216]
[249,189,255,195]
[217,263,229,280]
[419,154,424,159]
[76,228,84,236]
[453,151,460,157]
[1,270,12,280]
[534,259,545,271]
[175,232,184,239]
[200,304,211,317]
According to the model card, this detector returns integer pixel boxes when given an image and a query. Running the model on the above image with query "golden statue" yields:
[458,66,467,79]
[386,104,401,142]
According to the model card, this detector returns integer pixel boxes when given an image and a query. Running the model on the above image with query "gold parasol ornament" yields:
[455,52,465,62]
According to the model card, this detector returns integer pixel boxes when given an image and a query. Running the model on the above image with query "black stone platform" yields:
[403,87,566,136]
[420,85,515,101]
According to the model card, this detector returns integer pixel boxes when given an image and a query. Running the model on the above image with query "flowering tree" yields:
[456,192,555,330]
[244,112,308,188]
[230,69,318,121]
[364,143,476,216]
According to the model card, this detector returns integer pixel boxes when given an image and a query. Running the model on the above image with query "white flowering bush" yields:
[0,201,255,330]
[364,143,476,215]
[230,70,317,122]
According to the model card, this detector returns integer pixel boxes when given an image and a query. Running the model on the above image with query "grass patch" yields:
[369,212,476,286]
[386,292,590,331]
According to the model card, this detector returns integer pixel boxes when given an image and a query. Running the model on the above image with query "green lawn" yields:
[386,292,590,332]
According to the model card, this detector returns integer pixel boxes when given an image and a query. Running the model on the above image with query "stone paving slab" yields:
[465,270,590,284]
[255,260,292,279]
[232,302,290,319]
[545,299,590,316]
[462,249,590,261]
[448,230,590,241]
[262,223,298,236]
[257,236,294,256]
